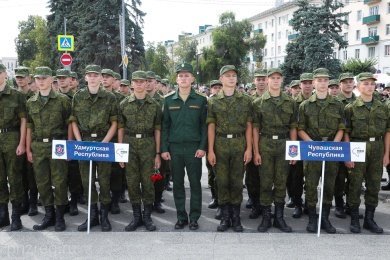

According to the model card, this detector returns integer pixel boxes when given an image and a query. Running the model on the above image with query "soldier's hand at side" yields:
[383,155,389,167]
[154,155,161,169]
[345,161,354,169]
[208,151,216,166]
[161,152,171,161]
[253,153,261,166]
[289,160,296,165]
[195,150,206,158]
[16,144,26,156]
[119,162,125,168]
[27,151,33,163]
[243,150,252,165]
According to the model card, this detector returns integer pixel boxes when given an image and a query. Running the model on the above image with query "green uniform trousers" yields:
[0,132,23,204]
[214,136,246,206]
[348,141,383,208]
[334,162,349,198]
[304,161,338,207]
[125,136,155,205]
[20,155,38,196]
[170,142,202,222]
[31,142,68,206]
[68,160,83,195]
[259,138,289,206]
[245,160,260,202]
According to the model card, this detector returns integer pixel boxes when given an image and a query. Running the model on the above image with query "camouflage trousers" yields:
[259,138,289,206]
[334,162,349,198]
[304,161,338,207]
[348,141,383,208]
[31,142,68,206]
[0,132,23,204]
[245,160,260,203]
[124,136,155,205]
[214,136,246,206]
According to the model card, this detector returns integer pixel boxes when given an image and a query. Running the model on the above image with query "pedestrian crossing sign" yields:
[57,35,74,51]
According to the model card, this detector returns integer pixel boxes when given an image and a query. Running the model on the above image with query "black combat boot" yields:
[10,203,23,231]
[217,205,231,232]
[215,206,222,220]
[125,204,143,231]
[153,191,165,214]
[28,191,38,216]
[249,203,262,219]
[33,206,55,231]
[257,205,272,232]
[334,196,346,219]
[78,204,100,231]
[350,206,361,233]
[20,192,29,215]
[306,207,317,233]
[273,203,292,232]
[321,204,336,234]
[55,205,66,232]
[143,204,156,231]
[363,205,383,234]
[231,205,243,232]
[100,204,112,232]
[286,197,295,208]
[0,203,10,228]
[69,193,79,216]
[110,192,121,215]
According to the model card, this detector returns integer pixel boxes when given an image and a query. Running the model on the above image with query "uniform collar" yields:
[308,93,335,103]
[337,92,356,101]
[127,93,154,103]
[172,87,196,100]
[355,96,382,108]
[30,89,58,101]
[0,84,12,95]
[81,86,106,99]
[215,89,243,99]
[262,90,289,100]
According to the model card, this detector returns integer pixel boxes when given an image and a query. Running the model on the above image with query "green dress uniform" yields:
[253,89,297,232]
[162,88,207,224]
[0,82,26,230]
[344,76,390,233]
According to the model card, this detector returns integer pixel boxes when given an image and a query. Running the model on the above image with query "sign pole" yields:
[87,160,93,234]
[317,160,326,237]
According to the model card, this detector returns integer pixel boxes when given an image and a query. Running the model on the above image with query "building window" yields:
[357,10,362,21]
[388,2,390,13]
[278,60,281,67]
[271,61,274,68]
[368,27,377,36]
[264,48,268,57]
[368,46,376,58]
[343,33,348,41]
[278,46,281,54]
[279,17,281,25]
[271,33,274,41]
[265,21,268,29]
[356,30,360,41]
[271,19,274,27]
[343,50,348,60]
[385,45,390,56]
[369,6,379,16]
[271,47,274,56]
[278,31,281,39]
[355,49,360,59]
[386,24,390,35]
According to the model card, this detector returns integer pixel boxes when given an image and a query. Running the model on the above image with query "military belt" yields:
[351,136,383,142]
[81,131,107,138]
[33,136,65,143]
[260,133,289,140]
[0,127,19,134]
[126,132,154,138]
[216,133,245,139]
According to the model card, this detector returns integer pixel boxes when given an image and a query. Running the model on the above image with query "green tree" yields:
[15,15,51,69]
[174,37,198,64]
[282,0,349,84]
[341,58,377,75]
[144,42,170,77]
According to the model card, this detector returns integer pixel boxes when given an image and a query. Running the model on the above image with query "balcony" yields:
[364,0,381,5]
[361,35,379,45]
[362,14,380,25]
[253,29,263,34]
[288,33,299,41]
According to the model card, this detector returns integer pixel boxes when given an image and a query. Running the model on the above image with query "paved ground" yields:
[1,160,390,259]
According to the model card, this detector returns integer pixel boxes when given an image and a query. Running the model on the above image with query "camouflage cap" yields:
[339,72,354,82]
[161,79,169,86]
[289,80,300,88]
[176,63,193,74]
[313,68,330,78]
[254,68,267,77]
[114,72,121,80]
[101,68,115,77]
[356,72,376,82]
[34,67,52,78]
[0,64,6,72]
[267,68,283,77]
[328,79,339,86]
[146,71,156,79]
[15,66,30,77]
[300,73,313,82]
[220,65,237,76]
[70,71,78,79]
[210,80,222,87]
[132,70,147,80]
[56,69,70,77]
[120,79,130,86]
[155,75,162,82]
[85,64,101,74]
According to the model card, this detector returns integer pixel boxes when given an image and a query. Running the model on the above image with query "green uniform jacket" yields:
[26,90,71,139]
[0,84,26,129]
[336,92,356,107]
[161,88,207,152]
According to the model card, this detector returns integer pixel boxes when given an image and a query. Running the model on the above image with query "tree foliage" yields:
[341,58,377,75]
[144,42,170,77]
[282,0,349,84]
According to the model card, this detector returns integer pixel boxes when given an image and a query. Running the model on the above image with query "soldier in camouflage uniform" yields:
[328,79,340,97]
[119,79,131,96]
[26,67,71,231]
[298,68,345,234]
[0,64,26,231]
[71,65,118,232]
[289,80,301,99]
[113,72,121,92]
[69,72,80,93]
[253,68,297,233]
[207,65,253,232]
[344,72,390,234]
[118,70,162,232]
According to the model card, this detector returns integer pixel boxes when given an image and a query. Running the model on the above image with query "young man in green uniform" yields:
[71,65,118,232]
[119,79,131,96]
[118,70,161,231]
[344,72,390,233]
[26,67,71,231]
[161,63,207,230]
[0,64,26,231]
[298,68,345,234]
[253,68,297,233]
[207,65,253,232]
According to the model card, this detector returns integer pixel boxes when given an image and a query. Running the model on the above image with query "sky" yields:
[0,0,276,58]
